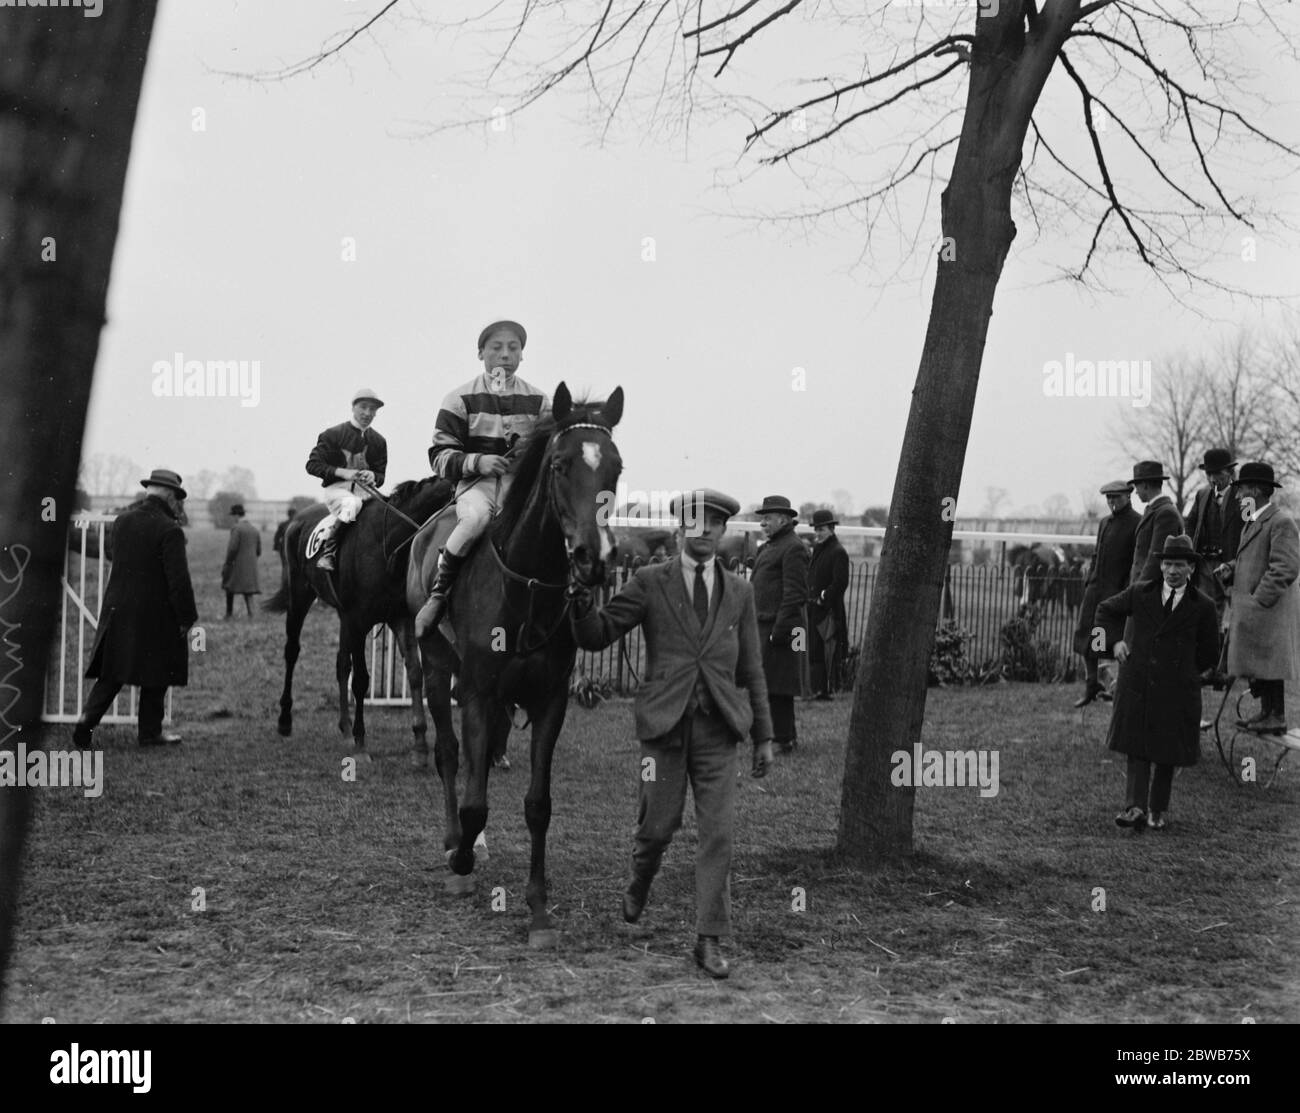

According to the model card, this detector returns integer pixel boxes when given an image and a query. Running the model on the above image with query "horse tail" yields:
[263,525,297,613]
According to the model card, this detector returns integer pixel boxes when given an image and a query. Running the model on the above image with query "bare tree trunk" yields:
[838,2,1076,862]
[0,2,158,1008]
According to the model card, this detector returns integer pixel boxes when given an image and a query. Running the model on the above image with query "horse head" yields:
[547,382,624,587]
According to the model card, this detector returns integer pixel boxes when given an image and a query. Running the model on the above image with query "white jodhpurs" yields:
[445,475,511,555]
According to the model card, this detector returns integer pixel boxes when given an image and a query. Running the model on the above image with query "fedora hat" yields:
[671,488,740,522]
[230,504,246,517]
[810,509,838,528]
[1158,534,1199,563]
[352,387,385,408]
[1099,479,1134,495]
[1131,460,1170,483]
[140,468,187,500]
[477,320,527,350]
[756,495,798,517]
[1198,448,1237,472]
[1232,461,1283,489]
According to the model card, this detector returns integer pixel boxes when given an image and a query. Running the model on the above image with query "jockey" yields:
[305,387,388,571]
[414,320,550,636]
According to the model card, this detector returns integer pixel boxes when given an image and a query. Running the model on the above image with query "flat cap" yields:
[1099,480,1134,495]
[671,488,740,522]
[477,320,527,350]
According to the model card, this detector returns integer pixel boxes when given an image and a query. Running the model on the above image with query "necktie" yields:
[693,563,709,626]
[1164,591,1176,616]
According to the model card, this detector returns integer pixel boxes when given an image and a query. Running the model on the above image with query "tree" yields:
[1260,324,1300,482]
[0,3,159,1006]
[1112,352,1206,511]
[80,452,141,496]
[277,1,1299,863]
[208,491,246,530]
[860,506,890,528]
[1042,493,1072,520]
[188,469,218,501]
[830,489,856,519]
[220,466,258,500]
[981,487,1010,519]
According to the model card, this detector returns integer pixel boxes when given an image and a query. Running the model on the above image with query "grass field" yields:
[9,530,1299,1023]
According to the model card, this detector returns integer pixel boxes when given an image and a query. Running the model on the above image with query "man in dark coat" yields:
[569,489,773,980]
[750,495,810,753]
[1183,448,1243,683]
[1129,460,1184,585]
[306,387,388,571]
[72,469,198,749]
[221,503,261,618]
[807,508,850,700]
[1095,535,1219,831]
[1072,479,1140,706]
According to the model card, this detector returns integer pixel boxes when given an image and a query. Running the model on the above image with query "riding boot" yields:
[415,549,467,638]
[316,514,340,571]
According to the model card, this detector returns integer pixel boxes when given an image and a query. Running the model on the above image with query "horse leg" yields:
[423,644,462,861]
[396,619,429,768]
[277,590,311,737]
[447,692,496,894]
[524,690,567,948]
[335,627,352,739]
[348,619,370,755]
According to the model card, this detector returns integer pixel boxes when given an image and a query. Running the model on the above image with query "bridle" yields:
[493,419,617,655]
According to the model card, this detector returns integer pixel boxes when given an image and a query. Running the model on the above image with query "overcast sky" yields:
[84,1,1300,517]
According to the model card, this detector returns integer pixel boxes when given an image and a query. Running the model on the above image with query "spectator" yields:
[222,503,261,618]
[1072,479,1140,707]
[751,495,809,754]
[807,509,849,701]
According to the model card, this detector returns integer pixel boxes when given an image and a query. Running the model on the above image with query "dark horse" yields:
[408,382,624,947]
[266,476,452,756]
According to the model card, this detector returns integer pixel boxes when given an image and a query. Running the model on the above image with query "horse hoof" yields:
[277,721,292,737]
[445,872,476,897]
[528,928,559,949]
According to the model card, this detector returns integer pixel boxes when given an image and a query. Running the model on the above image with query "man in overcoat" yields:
[1072,480,1140,707]
[306,387,388,571]
[807,509,850,700]
[1096,535,1219,831]
[221,503,261,618]
[1184,448,1244,682]
[751,495,810,753]
[1216,462,1300,734]
[1129,460,1184,585]
[569,489,774,979]
[73,469,198,749]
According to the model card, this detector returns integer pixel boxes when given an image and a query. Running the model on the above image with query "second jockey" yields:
[306,387,388,572]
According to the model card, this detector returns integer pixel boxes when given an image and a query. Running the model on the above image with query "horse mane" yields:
[389,475,444,512]
[493,397,608,541]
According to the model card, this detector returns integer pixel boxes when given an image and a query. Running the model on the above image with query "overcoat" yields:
[1096,579,1219,766]
[1129,495,1183,585]
[1185,484,1245,600]
[1225,502,1300,681]
[750,523,810,696]
[222,519,262,594]
[87,496,198,688]
[1072,504,1140,656]
[572,558,774,744]
[807,533,850,636]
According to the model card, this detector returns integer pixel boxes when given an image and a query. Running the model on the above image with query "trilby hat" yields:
[756,494,798,517]
[1131,460,1170,483]
[1232,461,1282,489]
[140,468,187,500]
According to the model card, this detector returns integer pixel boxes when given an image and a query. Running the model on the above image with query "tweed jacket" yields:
[572,557,773,744]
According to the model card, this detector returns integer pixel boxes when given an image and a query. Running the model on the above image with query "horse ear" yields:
[600,386,624,429]
[553,382,572,422]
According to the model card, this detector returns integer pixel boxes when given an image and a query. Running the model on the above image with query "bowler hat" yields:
[477,320,527,350]
[810,509,838,528]
[352,387,385,408]
[1099,480,1134,495]
[230,504,246,517]
[1158,534,1199,563]
[1131,460,1170,483]
[140,468,187,500]
[1198,448,1237,472]
[1232,461,1283,489]
[672,488,740,522]
[756,495,798,517]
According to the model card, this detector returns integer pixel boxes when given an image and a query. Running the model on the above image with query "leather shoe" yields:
[1147,811,1169,830]
[1073,680,1102,708]
[1097,689,1113,702]
[693,936,730,979]
[139,732,182,747]
[71,727,93,751]
[1115,806,1146,829]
